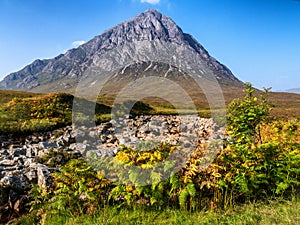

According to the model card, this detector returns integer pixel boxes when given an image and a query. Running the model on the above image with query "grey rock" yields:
[69,143,89,155]
[0,174,29,190]
[89,130,99,138]
[70,129,86,140]
[179,124,187,132]
[37,166,51,189]
[24,146,33,158]
[24,169,37,183]
[38,142,58,149]
[0,160,15,167]
[118,138,126,145]
[9,148,26,157]
[24,158,34,167]
[139,125,151,133]
[37,149,50,158]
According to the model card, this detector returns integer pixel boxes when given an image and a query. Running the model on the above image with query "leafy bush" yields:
[215,84,300,207]
[29,159,112,221]
[226,83,271,145]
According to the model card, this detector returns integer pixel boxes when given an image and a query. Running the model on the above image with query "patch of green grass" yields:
[16,198,300,225]
[95,113,112,123]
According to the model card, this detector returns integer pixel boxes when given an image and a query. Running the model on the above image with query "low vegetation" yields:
[0,93,74,135]
[1,86,299,137]
[0,92,111,136]
[0,90,43,104]
[12,83,300,224]
[17,198,300,225]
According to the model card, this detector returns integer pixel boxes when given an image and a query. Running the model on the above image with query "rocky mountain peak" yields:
[131,8,184,41]
[120,8,183,40]
[0,9,243,92]
[81,8,185,55]
[143,8,162,16]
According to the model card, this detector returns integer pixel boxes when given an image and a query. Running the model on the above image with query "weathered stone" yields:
[179,124,187,132]
[118,138,126,145]
[0,160,15,167]
[70,129,86,141]
[24,158,34,167]
[139,125,151,133]
[89,130,99,138]
[0,174,29,190]
[38,142,58,149]
[69,143,89,155]
[0,149,8,156]
[25,146,35,158]
[37,166,51,189]
[37,149,50,158]
[24,169,37,183]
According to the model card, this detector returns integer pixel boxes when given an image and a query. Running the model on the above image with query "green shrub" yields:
[215,84,300,207]
[29,159,112,221]
[226,83,271,145]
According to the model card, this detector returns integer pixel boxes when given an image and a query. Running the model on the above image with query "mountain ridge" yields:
[0,8,243,92]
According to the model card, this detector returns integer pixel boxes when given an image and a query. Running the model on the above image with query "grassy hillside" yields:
[95,87,300,119]
[268,91,300,118]
[0,90,43,104]
[1,87,300,136]
[0,92,73,135]
[0,92,111,135]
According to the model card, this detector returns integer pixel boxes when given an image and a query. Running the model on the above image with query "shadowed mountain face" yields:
[0,9,243,93]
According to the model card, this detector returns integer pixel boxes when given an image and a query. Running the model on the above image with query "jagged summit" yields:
[135,8,164,21]
[0,9,243,92]
[143,8,162,15]
[81,8,186,54]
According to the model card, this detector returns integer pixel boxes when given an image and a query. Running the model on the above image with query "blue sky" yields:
[0,0,300,91]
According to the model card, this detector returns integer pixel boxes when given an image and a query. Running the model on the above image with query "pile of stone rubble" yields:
[0,115,224,222]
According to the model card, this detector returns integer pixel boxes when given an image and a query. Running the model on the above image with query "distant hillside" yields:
[285,87,300,94]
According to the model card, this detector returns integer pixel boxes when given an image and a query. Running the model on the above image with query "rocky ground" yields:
[0,115,224,223]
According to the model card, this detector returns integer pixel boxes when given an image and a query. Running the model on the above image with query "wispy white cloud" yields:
[140,0,160,5]
[72,40,86,48]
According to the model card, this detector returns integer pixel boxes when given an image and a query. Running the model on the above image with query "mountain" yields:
[285,88,300,94]
[0,9,243,94]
